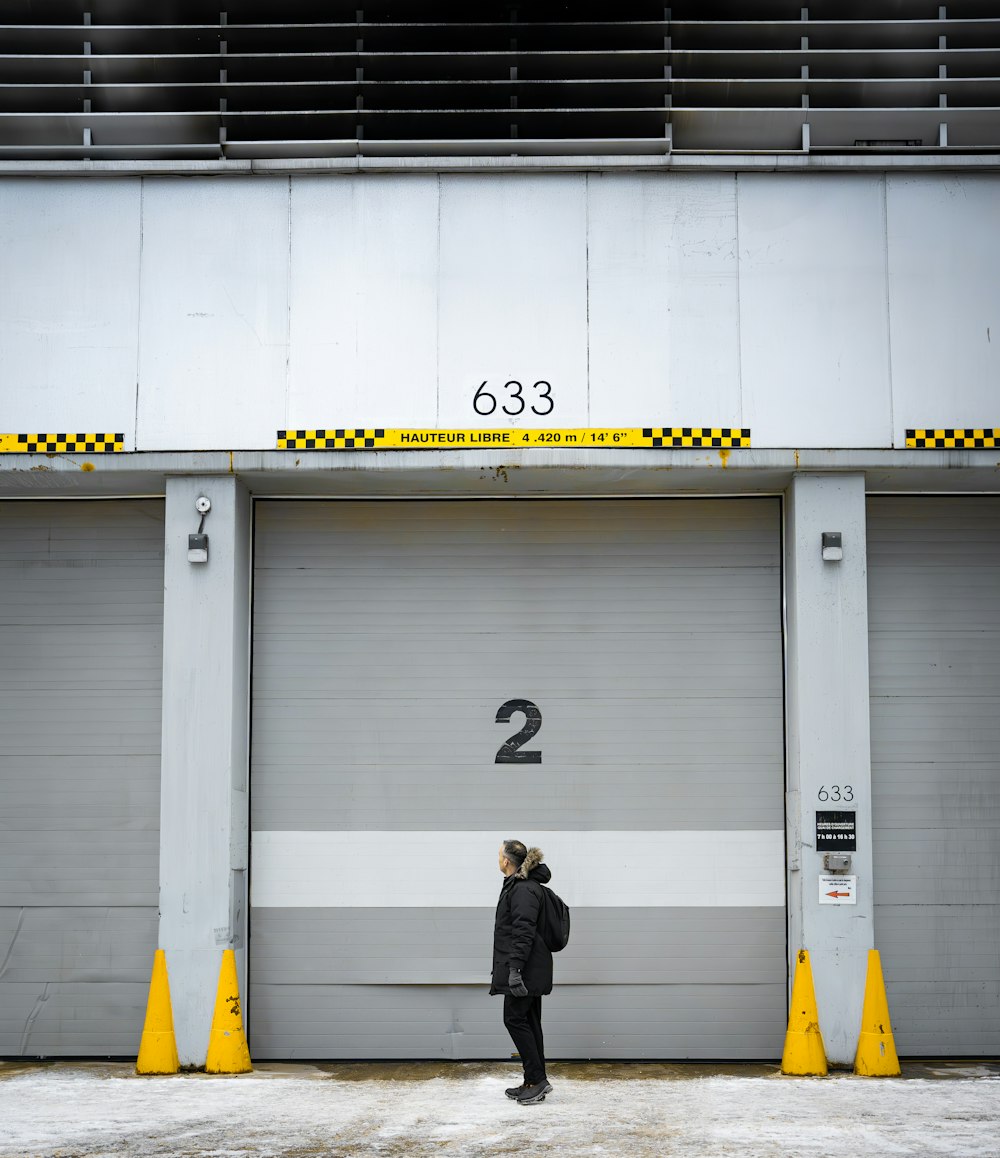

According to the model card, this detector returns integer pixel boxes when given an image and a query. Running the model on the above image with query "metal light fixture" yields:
[821,531,843,562]
[188,495,211,563]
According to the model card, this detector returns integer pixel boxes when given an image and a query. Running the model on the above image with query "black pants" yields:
[503,994,546,1086]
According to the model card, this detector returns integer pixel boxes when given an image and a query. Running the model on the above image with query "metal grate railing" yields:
[0,2,997,161]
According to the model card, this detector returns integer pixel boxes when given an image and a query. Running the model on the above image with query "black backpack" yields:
[537,884,571,952]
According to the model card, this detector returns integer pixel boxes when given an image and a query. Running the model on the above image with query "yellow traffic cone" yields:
[854,949,901,1076]
[781,949,828,1075]
[205,949,253,1074]
[136,949,179,1075]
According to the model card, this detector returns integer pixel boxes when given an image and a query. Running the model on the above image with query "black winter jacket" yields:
[490,848,554,997]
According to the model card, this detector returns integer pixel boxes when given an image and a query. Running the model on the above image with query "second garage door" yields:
[249,498,786,1059]
[0,500,163,1056]
[868,496,1000,1055]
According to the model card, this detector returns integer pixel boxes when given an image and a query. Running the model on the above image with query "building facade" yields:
[1,5,998,1066]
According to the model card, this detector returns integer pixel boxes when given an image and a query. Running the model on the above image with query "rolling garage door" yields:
[0,501,163,1055]
[249,498,786,1059]
[868,497,1000,1055]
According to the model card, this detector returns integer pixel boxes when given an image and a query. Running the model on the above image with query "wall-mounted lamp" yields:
[821,531,843,562]
[188,495,211,563]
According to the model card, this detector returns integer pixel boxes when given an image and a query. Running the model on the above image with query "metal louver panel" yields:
[0,2,997,161]
[670,2,1000,153]
[0,2,672,160]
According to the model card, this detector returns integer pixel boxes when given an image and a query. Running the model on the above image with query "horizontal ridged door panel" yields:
[250,498,785,1059]
[868,496,1000,1056]
[0,501,163,1056]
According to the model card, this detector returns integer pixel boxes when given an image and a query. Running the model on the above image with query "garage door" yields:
[249,498,786,1059]
[868,496,1000,1055]
[0,501,163,1056]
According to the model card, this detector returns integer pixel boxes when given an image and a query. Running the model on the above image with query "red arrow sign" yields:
[826,890,852,898]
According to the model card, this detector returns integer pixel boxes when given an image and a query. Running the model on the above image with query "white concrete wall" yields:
[739,176,893,448]
[1,173,997,451]
[159,477,251,1065]
[784,474,875,1066]
[0,180,142,438]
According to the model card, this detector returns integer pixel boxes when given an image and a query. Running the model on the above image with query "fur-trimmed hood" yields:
[514,846,551,883]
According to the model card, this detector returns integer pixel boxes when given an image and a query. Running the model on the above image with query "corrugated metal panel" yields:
[868,496,1000,1056]
[249,498,785,1059]
[250,907,785,985]
[0,982,152,1055]
[0,500,163,1056]
[2,4,997,160]
[250,984,788,1060]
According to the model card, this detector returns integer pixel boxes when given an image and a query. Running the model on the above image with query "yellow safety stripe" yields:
[906,428,999,449]
[0,433,124,453]
[277,427,752,451]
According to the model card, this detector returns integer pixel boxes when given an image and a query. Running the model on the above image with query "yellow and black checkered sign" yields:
[278,427,751,451]
[641,427,751,449]
[906,428,999,449]
[0,433,124,453]
[278,429,384,450]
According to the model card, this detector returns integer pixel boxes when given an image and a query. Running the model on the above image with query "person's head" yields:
[498,838,527,876]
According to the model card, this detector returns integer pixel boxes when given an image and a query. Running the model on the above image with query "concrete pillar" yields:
[159,477,251,1066]
[784,473,874,1066]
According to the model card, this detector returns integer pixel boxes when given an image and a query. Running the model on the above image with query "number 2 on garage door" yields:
[495,699,543,764]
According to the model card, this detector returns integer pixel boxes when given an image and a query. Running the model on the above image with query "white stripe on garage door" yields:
[251,830,786,908]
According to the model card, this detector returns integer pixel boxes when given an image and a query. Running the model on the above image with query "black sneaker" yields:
[504,1082,527,1100]
[516,1080,553,1105]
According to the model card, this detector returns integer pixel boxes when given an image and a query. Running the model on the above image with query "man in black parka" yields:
[491,839,553,1105]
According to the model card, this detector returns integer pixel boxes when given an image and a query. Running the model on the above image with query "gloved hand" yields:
[508,967,528,996]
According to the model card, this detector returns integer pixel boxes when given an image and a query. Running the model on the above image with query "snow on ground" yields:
[0,1063,998,1158]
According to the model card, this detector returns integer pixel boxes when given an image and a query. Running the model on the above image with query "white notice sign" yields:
[819,875,857,905]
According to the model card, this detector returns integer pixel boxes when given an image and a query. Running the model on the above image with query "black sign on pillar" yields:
[816,811,857,851]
